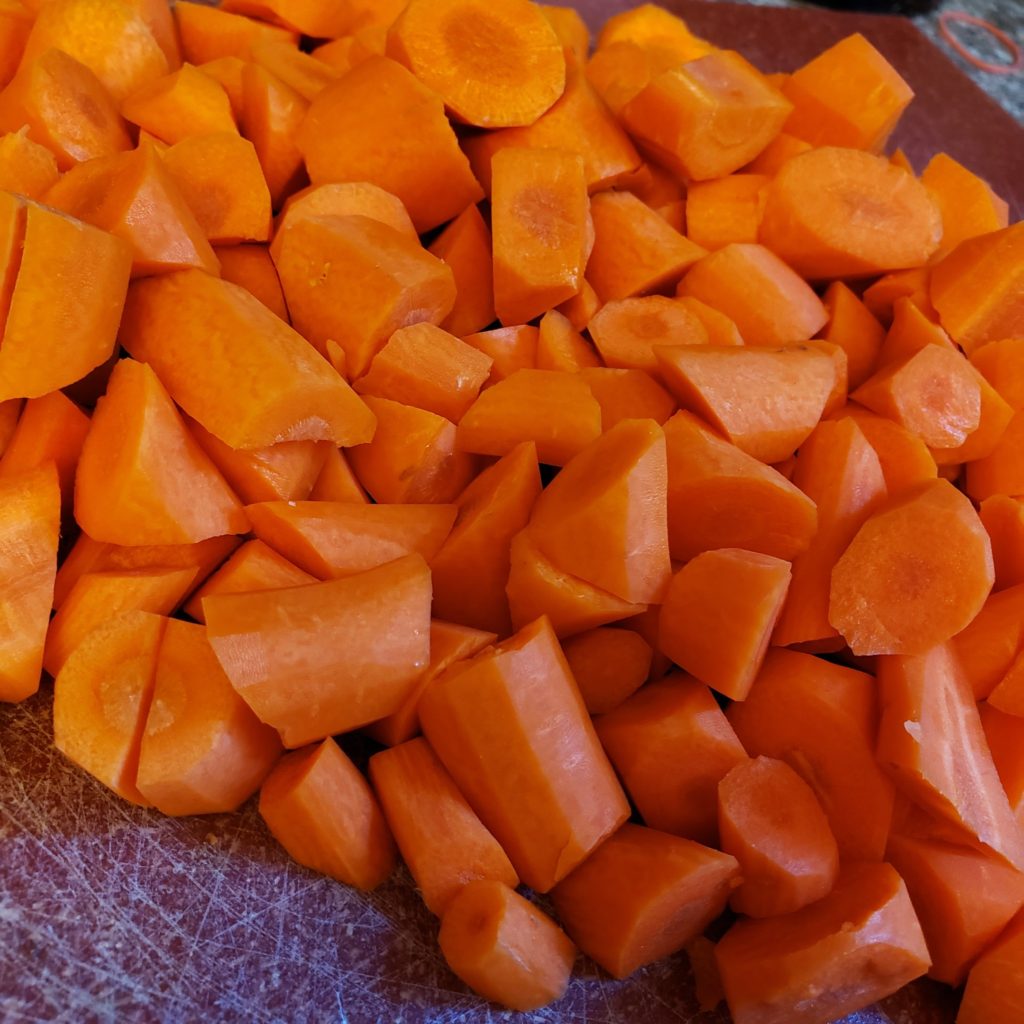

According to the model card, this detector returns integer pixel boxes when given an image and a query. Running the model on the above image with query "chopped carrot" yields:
[561,627,652,715]
[921,152,1009,256]
[862,266,936,324]
[950,584,1024,700]
[596,4,714,65]
[212,244,288,320]
[196,56,245,118]
[957,909,1024,1024]
[979,703,1024,825]
[988,645,1024,717]
[121,64,236,144]
[219,0,349,38]
[674,294,745,346]
[428,204,496,337]
[308,447,368,505]
[980,496,1024,591]
[0,1,30,90]
[173,2,296,65]
[535,310,600,372]
[249,41,338,103]
[685,174,768,251]
[742,130,811,174]
[541,5,590,61]
[588,296,710,375]
[124,0,181,70]
[876,296,957,368]
[0,127,58,199]
[819,281,886,390]
[578,367,677,431]
[971,337,1024,411]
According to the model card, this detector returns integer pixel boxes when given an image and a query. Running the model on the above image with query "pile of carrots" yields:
[0,0,1022,1019]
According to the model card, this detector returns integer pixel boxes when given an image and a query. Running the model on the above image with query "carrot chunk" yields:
[921,152,1009,257]
[588,296,710,375]
[561,627,652,715]
[428,204,496,337]
[685,174,768,251]
[979,703,1024,826]
[0,127,57,198]
[122,63,236,144]
[463,325,538,384]
[174,2,296,65]
[958,910,1024,1024]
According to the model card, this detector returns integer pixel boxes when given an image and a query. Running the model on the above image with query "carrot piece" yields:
[206,554,431,747]
[121,63,236,144]
[0,1,30,91]
[685,174,768,252]
[386,0,564,129]
[595,673,747,845]
[663,409,817,561]
[597,4,713,64]
[862,266,936,325]
[420,615,629,891]
[220,0,348,38]
[0,397,21,457]
[950,584,1024,701]
[622,51,791,181]
[979,703,1024,825]
[332,0,406,32]
[212,243,287,320]
[259,737,396,888]
[119,269,375,449]
[933,368,1014,467]
[535,309,599,372]
[988,646,1024,716]
[875,295,955,369]
[196,57,245,119]
[307,447,367,504]
[657,343,836,464]
[673,294,744,346]
[427,204,495,337]
[561,628,652,715]
[965,409,1024,501]
[551,823,739,979]
[309,37,355,75]
[578,368,677,432]
[660,549,791,701]
[921,152,1009,257]
[541,5,589,60]
[588,296,709,374]
[249,41,338,103]
[75,359,247,546]
[298,57,482,233]
[804,338,848,418]
[123,0,181,71]
[585,41,663,116]
[184,539,313,624]
[678,242,827,347]
[742,130,811,174]
[369,738,518,916]
[431,442,541,635]
[958,909,1024,1024]
[715,862,930,1024]
[819,281,885,390]
[0,390,89,512]
[44,142,220,277]
[972,337,1024,410]
[347,396,477,505]
[439,880,574,1011]
[980,496,1024,591]
[0,127,58,199]
[173,2,297,64]
[830,480,993,655]
[586,190,705,303]
[720,755,839,919]
[136,618,281,815]
[462,325,537,384]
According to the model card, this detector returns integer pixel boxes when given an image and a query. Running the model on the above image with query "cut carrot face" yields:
[829,479,994,656]
[715,863,930,1024]
[463,325,538,384]
[541,5,590,61]
[174,2,297,65]
[742,129,812,175]
[819,281,886,390]
[921,152,1009,257]
[369,738,518,916]
[121,63,236,144]
[419,616,630,891]
[536,310,600,373]
[428,204,496,337]
[863,266,936,325]
[438,880,575,1012]
[875,295,957,369]
[595,672,748,845]
[674,294,745,346]
[597,4,714,64]
[685,174,768,252]
[136,618,281,816]
[387,0,565,129]
[259,738,396,890]
[562,627,652,715]
[588,296,710,375]
[579,367,677,431]
[308,447,368,505]
[659,548,791,701]
[196,57,245,118]
[957,909,1024,1024]
[950,584,1024,701]
[585,40,659,116]
[219,0,349,38]
[979,703,1024,825]
[205,554,432,748]
[965,409,1024,502]
[75,359,247,546]
[980,495,1024,591]
[0,127,58,199]
[249,41,339,103]
[551,823,739,979]
[211,244,287,320]
[971,337,1024,411]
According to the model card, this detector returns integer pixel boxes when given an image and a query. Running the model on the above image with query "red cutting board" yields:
[1,3,1016,1022]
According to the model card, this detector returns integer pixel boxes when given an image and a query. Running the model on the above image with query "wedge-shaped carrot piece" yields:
[830,480,993,656]
[439,880,574,1012]
[456,369,601,468]
[220,0,348,38]
[119,270,376,449]
[551,823,739,979]
[0,127,57,198]
[536,309,600,372]
[420,616,629,891]
[933,366,1013,468]
[121,63,236,143]
[586,190,705,303]
[206,554,430,747]
[136,619,281,816]
[249,41,339,103]
[981,496,1024,591]
[971,337,1024,411]
[173,2,297,64]
[760,147,941,279]
[597,4,713,63]
[353,323,492,423]
[965,410,1024,502]
[370,738,518,916]
[774,419,887,647]
[716,862,930,1024]
[184,539,313,624]
[348,396,477,505]
[685,174,768,251]
[428,204,495,337]
[585,42,661,115]
[657,344,835,464]
[862,266,936,325]
[579,367,676,432]
[462,326,537,384]
[951,584,1024,701]
[877,644,1024,871]
[958,909,1024,1024]
[562,628,652,715]
[431,442,541,635]
[125,0,181,70]
[660,549,791,701]
[663,410,817,561]
[719,756,838,918]
[819,281,885,390]
[45,142,219,277]
[921,152,1009,257]
[622,51,790,181]
[741,129,810,175]
[197,56,244,117]
[76,359,247,546]
[980,704,1024,825]
[673,296,742,350]
[44,566,198,679]
[781,34,912,153]
[678,242,827,347]
[299,57,483,233]
[875,295,956,369]
[259,737,396,889]
[308,447,367,504]
[213,244,287,320]
[588,296,708,375]
[529,418,670,604]
[247,501,456,581]
[52,611,166,804]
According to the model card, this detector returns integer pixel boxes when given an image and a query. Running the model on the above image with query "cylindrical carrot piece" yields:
[551,823,739,979]
[439,880,575,1012]
[561,627,652,715]
[718,756,839,918]
[259,738,396,890]
[829,479,994,656]
[369,738,518,916]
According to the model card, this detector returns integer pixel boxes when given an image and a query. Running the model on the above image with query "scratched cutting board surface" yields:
[2,2,1021,1021]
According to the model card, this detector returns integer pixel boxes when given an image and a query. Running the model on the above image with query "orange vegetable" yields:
[965,410,1024,502]
[862,266,936,324]
[249,41,339,103]
[420,615,630,891]
[674,294,745,346]
[685,174,768,251]
[578,367,676,431]
[0,1,30,90]
[219,0,349,38]
[921,152,1009,256]
[950,584,1024,700]
[957,909,1024,1024]
[536,310,600,372]
[561,627,652,715]
[196,56,245,118]
[428,204,496,337]
[986,643,1024,716]
[551,823,739,978]
[259,738,396,890]
[971,337,1024,410]
[742,130,811,174]
[308,447,368,505]
[980,496,1024,591]
[438,880,575,1011]
[124,0,181,70]
[212,244,287,320]
[819,280,886,390]
[596,4,713,65]
[541,5,590,60]
[829,479,993,655]
[875,295,956,368]
[121,63,236,144]
[979,703,1024,825]
[596,673,747,845]
[715,863,930,1024]
[719,756,839,917]
[0,127,58,198]
[205,554,431,748]
[173,2,297,65]
[659,548,791,701]
[369,738,518,916]
[462,325,538,384]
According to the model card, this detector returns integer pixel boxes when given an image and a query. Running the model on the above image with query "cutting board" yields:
[2,3,1019,1021]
